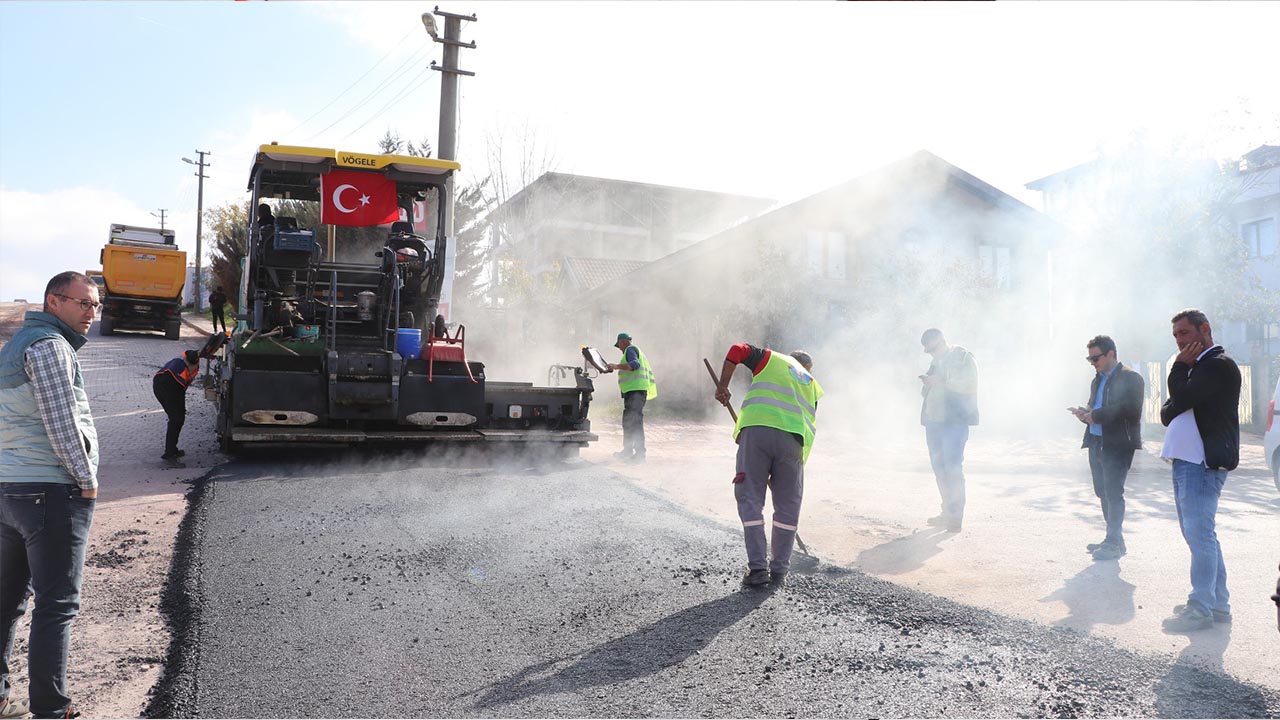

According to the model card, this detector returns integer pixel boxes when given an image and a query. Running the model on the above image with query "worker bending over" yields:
[715,344,822,587]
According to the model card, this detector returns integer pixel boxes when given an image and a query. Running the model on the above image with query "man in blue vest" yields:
[607,333,657,464]
[0,271,101,720]
[715,344,822,587]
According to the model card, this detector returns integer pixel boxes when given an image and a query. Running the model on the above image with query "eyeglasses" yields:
[54,294,101,312]
[1085,354,1104,363]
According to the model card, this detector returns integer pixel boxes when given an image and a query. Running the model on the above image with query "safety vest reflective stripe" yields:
[733,352,822,463]
[772,520,797,531]
[618,346,657,398]
[742,519,765,527]
[156,365,197,388]
[740,396,817,435]
[748,381,818,416]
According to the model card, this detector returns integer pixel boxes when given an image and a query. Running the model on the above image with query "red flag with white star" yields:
[320,169,400,227]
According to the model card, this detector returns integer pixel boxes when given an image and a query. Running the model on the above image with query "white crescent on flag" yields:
[332,184,359,213]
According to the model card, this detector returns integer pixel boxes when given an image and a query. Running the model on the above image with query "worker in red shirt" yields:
[715,343,822,587]
[153,350,200,467]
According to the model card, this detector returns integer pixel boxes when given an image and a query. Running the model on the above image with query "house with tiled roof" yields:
[577,150,1063,416]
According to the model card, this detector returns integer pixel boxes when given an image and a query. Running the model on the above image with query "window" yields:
[1242,218,1277,257]
[978,244,1012,290]
[1245,322,1280,356]
[804,231,848,281]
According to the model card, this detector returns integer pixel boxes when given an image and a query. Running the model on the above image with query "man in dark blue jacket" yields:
[1158,309,1240,633]
[153,350,201,468]
[1070,335,1144,561]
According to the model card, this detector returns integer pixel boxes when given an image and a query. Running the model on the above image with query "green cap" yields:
[614,332,632,348]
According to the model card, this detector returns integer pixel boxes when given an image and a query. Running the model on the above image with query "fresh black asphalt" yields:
[147,450,1279,718]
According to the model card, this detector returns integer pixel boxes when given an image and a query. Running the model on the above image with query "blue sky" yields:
[2,1,1278,301]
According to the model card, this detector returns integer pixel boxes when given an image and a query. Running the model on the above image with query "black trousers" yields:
[211,306,227,333]
[153,375,186,457]
[1086,436,1134,546]
[622,390,647,457]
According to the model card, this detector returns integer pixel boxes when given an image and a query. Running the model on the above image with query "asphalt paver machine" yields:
[209,144,596,454]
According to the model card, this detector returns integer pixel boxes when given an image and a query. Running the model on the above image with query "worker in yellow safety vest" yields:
[715,344,821,587]
[607,332,657,464]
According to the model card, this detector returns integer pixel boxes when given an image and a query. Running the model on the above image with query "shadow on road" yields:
[468,588,774,709]
[1153,623,1270,718]
[1040,560,1136,632]
[852,527,949,575]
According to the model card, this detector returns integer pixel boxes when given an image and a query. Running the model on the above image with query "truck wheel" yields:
[99,316,114,336]
[165,320,181,340]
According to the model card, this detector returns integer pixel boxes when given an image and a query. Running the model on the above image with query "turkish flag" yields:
[320,169,400,227]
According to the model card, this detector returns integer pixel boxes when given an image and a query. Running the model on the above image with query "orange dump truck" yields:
[99,224,186,339]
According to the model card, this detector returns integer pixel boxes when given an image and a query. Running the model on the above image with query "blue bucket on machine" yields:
[395,328,422,360]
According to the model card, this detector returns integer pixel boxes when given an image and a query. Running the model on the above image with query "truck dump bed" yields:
[101,244,187,300]
[99,223,187,339]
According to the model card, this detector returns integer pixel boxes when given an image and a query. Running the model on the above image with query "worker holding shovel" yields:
[712,344,822,587]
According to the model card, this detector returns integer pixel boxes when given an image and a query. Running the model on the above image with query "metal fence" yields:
[1143,360,1260,430]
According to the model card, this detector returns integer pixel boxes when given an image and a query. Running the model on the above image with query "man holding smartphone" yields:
[919,328,979,533]
[1069,335,1144,561]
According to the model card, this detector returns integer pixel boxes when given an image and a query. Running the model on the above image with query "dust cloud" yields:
[452,144,1266,451]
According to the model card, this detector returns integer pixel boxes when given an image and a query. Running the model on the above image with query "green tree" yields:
[378,129,433,159]
[206,200,250,307]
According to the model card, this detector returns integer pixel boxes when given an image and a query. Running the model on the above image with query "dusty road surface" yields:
[5,306,1277,717]
[593,417,1280,696]
[148,450,1278,718]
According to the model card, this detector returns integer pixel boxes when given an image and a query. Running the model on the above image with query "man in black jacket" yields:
[1070,335,1144,561]
[1158,309,1241,633]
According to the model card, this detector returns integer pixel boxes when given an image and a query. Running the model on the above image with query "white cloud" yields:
[0,186,154,301]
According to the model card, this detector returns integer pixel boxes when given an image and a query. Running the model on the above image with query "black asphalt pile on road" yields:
[147,452,1278,718]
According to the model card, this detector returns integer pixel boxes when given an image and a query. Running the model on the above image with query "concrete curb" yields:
[180,314,213,338]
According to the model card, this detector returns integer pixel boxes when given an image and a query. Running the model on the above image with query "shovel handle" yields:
[703,358,738,423]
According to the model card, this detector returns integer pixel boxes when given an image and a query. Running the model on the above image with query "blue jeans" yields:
[1171,460,1229,615]
[925,423,969,521]
[0,483,95,718]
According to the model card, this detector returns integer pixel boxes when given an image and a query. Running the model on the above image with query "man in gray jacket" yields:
[1070,335,1144,561]
[919,328,979,533]
[0,271,101,720]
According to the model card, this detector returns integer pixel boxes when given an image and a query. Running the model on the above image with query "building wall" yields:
[585,164,1057,417]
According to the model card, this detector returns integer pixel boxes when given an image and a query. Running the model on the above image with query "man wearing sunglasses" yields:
[0,271,101,719]
[1069,335,1144,562]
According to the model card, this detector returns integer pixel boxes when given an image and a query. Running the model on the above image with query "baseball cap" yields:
[614,332,632,348]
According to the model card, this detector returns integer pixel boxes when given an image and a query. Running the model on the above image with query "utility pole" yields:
[151,209,168,229]
[183,151,211,310]
[423,6,476,324]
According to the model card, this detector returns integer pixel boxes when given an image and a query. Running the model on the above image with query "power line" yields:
[287,28,418,136]
[307,45,432,142]
[341,68,436,142]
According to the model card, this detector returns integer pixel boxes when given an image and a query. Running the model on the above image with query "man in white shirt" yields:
[1158,309,1241,633]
